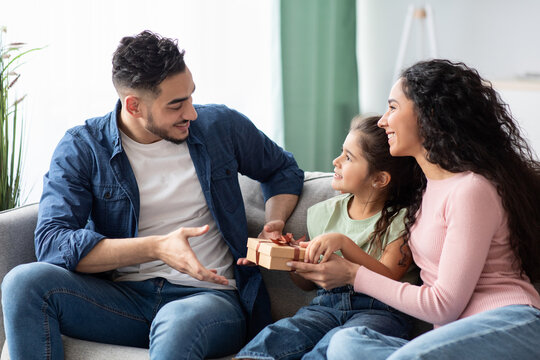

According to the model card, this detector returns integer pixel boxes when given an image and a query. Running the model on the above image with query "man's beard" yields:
[145,111,188,145]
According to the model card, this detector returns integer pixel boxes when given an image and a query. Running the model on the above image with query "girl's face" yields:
[378,79,424,159]
[332,130,372,195]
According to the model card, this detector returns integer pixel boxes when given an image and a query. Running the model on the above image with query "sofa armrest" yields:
[0,203,39,346]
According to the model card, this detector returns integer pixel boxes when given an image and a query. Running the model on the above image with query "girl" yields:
[291,60,540,360]
[235,115,422,359]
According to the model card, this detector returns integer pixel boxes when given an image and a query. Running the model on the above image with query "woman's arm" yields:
[293,175,505,325]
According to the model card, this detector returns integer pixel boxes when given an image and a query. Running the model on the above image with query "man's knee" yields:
[152,293,243,334]
[150,293,246,358]
[2,262,66,321]
[2,263,63,300]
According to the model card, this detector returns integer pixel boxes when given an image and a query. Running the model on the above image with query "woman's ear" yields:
[372,171,391,189]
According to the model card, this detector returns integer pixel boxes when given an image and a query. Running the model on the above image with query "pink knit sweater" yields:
[354,172,540,327]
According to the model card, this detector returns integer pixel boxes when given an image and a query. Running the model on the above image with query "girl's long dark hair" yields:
[400,59,540,281]
[352,115,423,263]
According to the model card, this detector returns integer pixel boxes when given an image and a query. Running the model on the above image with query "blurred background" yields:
[1,0,539,205]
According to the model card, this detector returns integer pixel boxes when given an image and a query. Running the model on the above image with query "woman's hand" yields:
[288,254,360,290]
[302,233,347,264]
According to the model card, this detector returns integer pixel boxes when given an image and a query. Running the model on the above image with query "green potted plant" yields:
[0,27,40,210]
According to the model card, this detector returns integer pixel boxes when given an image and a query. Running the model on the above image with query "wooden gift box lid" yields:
[246,237,305,271]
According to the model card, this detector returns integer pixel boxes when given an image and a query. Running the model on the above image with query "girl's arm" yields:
[303,233,412,281]
[345,236,411,281]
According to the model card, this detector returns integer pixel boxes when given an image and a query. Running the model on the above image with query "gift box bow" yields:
[254,233,306,264]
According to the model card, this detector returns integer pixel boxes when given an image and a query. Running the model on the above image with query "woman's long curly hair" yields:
[400,59,540,282]
[351,115,423,263]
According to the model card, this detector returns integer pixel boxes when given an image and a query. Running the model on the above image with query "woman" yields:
[289,59,540,359]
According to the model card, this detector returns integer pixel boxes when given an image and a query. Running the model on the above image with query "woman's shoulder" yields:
[453,172,498,198]
[429,171,497,197]
[443,172,504,217]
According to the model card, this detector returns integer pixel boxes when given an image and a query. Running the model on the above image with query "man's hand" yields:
[156,225,229,285]
[258,219,285,239]
[287,254,359,290]
[237,257,256,266]
[237,220,286,267]
[301,233,346,264]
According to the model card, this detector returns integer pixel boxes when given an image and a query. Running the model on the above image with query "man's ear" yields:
[372,171,391,189]
[125,95,144,118]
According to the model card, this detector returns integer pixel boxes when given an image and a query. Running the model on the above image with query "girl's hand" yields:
[302,233,346,264]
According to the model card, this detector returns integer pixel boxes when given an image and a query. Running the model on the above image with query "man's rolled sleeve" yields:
[259,160,304,201]
[34,132,106,270]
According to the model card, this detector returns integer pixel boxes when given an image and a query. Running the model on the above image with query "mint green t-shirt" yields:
[307,193,420,286]
[307,193,407,260]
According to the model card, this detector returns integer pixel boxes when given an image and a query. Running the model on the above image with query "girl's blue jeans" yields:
[235,285,411,360]
[327,304,540,360]
[1,262,246,360]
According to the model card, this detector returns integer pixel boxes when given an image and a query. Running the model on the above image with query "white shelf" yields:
[492,79,540,92]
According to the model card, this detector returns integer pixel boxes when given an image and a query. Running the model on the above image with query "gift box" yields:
[246,237,305,271]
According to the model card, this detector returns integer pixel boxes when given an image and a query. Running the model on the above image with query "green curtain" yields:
[281,0,359,172]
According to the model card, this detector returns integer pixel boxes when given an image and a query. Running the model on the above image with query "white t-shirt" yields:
[114,131,236,290]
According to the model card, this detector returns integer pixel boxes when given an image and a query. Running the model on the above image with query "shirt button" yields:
[104,192,111,199]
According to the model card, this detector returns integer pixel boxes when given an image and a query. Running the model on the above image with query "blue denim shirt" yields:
[35,101,304,337]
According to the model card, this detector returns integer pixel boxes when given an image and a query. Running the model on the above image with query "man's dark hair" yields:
[112,30,186,95]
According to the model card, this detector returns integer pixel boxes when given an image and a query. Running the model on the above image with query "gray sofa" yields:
[9,170,539,359]
[0,171,342,360]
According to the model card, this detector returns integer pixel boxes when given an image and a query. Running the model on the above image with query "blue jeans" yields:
[327,304,540,360]
[235,285,411,360]
[1,262,246,360]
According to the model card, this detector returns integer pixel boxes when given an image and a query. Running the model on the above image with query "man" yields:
[1,31,303,359]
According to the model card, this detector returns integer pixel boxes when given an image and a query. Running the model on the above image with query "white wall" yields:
[357,0,540,156]
[4,0,540,204]
[1,0,282,204]
[495,86,540,158]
